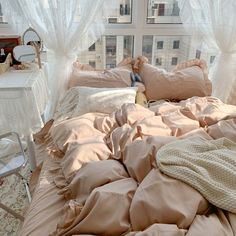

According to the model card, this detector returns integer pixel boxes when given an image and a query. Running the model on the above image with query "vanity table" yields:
[0,68,49,170]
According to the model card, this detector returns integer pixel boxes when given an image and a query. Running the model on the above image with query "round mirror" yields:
[22,27,42,50]
[13,45,36,62]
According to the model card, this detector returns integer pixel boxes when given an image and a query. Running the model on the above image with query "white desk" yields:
[0,68,49,170]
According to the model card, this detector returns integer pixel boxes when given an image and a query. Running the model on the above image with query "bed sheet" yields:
[18,144,66,236]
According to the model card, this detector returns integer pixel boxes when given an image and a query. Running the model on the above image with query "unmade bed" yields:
[19,57,236,236]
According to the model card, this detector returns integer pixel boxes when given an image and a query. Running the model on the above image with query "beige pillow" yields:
[139,59,212,101]
[74,86,137,116]
[69,62,132,89]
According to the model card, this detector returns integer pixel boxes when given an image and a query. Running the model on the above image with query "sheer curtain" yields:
[0,0,28,34]
[177,0,236,104]
[1,0,112,118]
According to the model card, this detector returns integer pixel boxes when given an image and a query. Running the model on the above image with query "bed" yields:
[19,57,236,236]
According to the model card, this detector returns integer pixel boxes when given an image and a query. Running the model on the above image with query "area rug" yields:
[0,162,31,236]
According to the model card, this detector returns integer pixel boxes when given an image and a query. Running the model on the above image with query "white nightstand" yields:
[0,68,49,170]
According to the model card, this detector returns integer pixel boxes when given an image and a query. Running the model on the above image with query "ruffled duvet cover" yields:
[36,96,236,236]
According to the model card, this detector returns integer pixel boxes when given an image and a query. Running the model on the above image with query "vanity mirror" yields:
[13,45,36,62]
[22,27,42,51]
[13,27,42,69]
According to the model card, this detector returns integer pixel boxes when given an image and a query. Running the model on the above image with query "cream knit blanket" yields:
[156,137,236,213]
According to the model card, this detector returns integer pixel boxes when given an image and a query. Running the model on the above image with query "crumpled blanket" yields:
[41,96,236,236]
[156,137,236,213]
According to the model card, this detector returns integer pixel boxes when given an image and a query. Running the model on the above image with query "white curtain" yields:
[1,0,112,118]
[177,0,236,104]
[0,0,28,34]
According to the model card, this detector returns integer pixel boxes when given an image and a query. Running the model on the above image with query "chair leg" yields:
[15,172,32,203]
[0,202,24,221]
[0,172,31,221]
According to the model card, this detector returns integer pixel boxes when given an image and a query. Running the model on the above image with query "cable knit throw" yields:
[156,137,236,213]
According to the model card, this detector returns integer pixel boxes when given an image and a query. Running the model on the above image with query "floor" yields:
[0,163,30,236]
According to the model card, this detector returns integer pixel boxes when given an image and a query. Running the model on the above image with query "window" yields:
[142,35,153,63]
[142,35,190,71]
[173,40,180,49]
[210,55,216,64]
[157,41,163,49]
[125,4,130,15]
[106,63,116,69]
[78,35,133,69]
[156,57,162,66]
[78,1,217,71]
[120,4,124,16]
[0,4,2,22]
[106,36,116,57]
[157,4,165,16]
[147,0,181,24]
[171,57,178,65]
[88,43,96,51]
[196,49,201,59]
[107,0,132,24]
[89,60,96,68]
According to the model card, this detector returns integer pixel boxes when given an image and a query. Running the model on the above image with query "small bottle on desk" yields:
[0,48,6,63]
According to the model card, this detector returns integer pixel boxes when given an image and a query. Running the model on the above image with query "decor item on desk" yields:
[0,53,12,74]
[0,36,21,65]
[0,48,6,63]
[22,27,42,69]
[13,45,37,70]
[12,27,43,70]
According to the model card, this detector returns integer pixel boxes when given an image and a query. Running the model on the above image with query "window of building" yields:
[89,60,96,68]
[156,57,162,66]
[107,0,132,24]
[88,43,96,51]
[0,3,6,23]
[106,63,116,69]
[147,0,181,24]
[120,4,124,16]
[157,4,165,16]
[173,40,180,49]
[78,1,217,70]
[78,35,133,70]
[157,41,163,49]
[196,49,201,59]
[171,57,178,65]
[210,55,216,64]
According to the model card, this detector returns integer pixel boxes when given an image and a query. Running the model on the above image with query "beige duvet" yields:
[29,96,236,235]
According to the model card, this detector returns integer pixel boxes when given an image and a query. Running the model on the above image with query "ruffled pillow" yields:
[139,59,212,101]
[68,58,133,89]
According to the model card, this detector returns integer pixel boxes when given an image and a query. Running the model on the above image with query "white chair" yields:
[0,131,31,221]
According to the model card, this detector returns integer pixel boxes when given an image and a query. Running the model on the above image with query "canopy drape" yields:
[177,0,236,104]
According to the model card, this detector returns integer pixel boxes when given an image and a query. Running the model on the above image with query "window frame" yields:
[104,0,190,58]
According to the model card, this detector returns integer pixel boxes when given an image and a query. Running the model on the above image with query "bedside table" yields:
[0,68,49,170]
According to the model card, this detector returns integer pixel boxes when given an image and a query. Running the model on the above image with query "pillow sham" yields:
[69,61,132,89]
[74,86,138,116]
[139,59,212,101]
